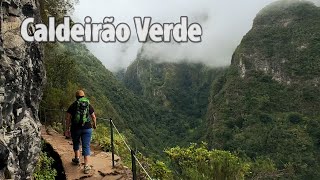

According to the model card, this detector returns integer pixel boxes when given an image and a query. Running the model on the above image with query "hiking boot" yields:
[84,165,91,174]
[72,157,80,165]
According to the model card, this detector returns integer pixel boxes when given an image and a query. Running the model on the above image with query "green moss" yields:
[33,152,57,180]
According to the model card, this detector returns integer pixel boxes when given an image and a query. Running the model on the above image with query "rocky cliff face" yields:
[124,57,223,114]
[231,0,320,85]
[0,0,45,179]
[206,1,320,178]
[123,51,225,146]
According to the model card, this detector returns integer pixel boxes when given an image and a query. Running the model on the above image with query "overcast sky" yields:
[72,0,320,71]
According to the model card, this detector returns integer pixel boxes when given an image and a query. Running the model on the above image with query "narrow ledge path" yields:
[41,127,132,180]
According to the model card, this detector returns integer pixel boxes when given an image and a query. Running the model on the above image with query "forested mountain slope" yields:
[206,1,320,178]
[42,42,166,154]
[123,52,225,146]
[38,0,320,178]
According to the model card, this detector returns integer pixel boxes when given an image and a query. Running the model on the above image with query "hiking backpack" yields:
[74,97,90,126]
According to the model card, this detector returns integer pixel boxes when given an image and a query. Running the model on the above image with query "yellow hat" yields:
[76,90,85,97]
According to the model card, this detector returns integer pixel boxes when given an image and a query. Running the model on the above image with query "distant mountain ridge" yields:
[206,1,320,178]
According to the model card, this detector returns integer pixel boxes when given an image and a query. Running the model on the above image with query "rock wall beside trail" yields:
[0,0,45,179]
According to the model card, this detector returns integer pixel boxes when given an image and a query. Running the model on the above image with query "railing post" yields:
[131,150,137,180]
[62,109,65,132]
[110,118,115,168]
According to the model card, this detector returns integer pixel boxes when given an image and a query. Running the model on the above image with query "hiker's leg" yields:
[81,128,93,165]
[75,150,80,158]
[84,155,89,165]
[71,129,81,158]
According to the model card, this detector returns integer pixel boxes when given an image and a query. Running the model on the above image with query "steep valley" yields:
[2,0,320,179]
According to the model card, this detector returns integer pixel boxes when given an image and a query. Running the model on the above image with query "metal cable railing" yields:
[110,119,152,180]
[98,117,131,151]
[97,117,153,180]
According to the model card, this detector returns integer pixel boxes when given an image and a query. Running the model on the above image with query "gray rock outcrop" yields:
[0,0,45,179]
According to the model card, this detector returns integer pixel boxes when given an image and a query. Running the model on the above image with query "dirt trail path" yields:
[41,127,131,180]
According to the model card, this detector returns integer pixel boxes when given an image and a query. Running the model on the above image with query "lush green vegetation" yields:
[36,0,320,179]
[241,0,320,80]
[207,1,320,179]
[165,143,250,179]
[33,152,57,180]
[91,122,290,179]
[124,57,225,147]
[33,142,57,180]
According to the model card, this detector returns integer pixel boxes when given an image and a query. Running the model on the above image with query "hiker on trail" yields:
[65,90,97,174]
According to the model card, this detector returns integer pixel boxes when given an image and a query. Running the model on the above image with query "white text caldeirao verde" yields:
[21,16,203,43]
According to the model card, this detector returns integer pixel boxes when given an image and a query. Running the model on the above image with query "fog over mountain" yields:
[73,0,319,71]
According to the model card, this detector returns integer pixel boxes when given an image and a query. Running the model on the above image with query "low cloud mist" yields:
[73,0,319,71]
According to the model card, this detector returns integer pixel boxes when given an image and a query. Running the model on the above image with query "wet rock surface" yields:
[0,0,45,179]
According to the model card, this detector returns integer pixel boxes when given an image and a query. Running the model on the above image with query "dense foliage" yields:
[33,149,57,180]
[165,143,250,179]
[37,0,320,179]
[92,125,290,179]
[207,1,320,179]
[124,57,225,147]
